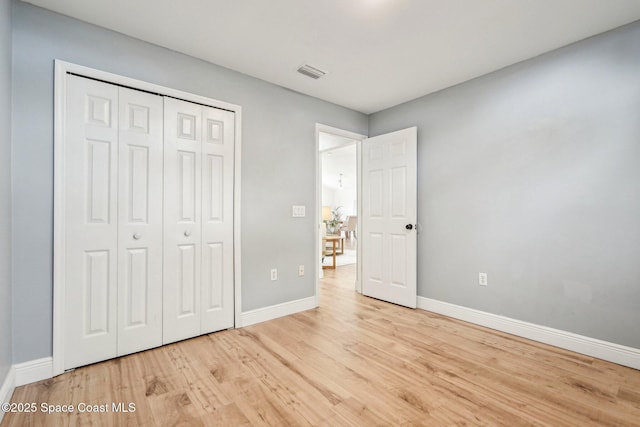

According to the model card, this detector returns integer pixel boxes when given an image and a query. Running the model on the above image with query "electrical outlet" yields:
[479,272,488,286]
[271,268,278,281]
[298,265,305,276]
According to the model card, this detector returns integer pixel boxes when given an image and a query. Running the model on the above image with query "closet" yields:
[62,74,234,370]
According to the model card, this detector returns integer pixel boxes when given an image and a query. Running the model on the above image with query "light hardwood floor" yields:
[3,264,640,426]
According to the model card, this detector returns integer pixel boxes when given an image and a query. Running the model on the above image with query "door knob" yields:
[184,231,191,237]
[133,233,141,240]
[405,224,413,230]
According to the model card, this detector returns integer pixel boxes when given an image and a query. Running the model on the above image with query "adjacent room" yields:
[1,0,640,425]
[320,133,358,271]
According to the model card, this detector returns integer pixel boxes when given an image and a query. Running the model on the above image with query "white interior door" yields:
[163,98,235,344]
[200,106,235,332]
[117,87,164,355]
[56,63,240,374]
[163,97,203,344]
[63,74,236,365]
[64,75,119,369]
[362,127,417,308]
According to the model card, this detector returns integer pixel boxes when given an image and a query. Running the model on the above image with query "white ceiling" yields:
[23,0,640,114]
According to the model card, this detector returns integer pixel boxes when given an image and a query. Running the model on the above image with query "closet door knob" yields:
[133,233,141,240]
[184,231,191,237]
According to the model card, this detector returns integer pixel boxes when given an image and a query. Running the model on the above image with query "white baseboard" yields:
[417,297,640,370]
[0,366,16,423]
[14,357,53,387]
[0,365,15,401]
[240,296,317,328]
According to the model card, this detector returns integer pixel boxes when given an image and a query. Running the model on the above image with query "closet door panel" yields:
[64,75,119,369]
[117,87,164,355]
[177,243,197,315]
[163,97,203,344]
[201,107,235,332]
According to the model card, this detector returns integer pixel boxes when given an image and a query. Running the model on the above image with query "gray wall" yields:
[0,0,12,381]
[369,21,640,348]
[11,2,367,363]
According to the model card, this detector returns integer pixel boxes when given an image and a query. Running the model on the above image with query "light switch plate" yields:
[479,272,488,286]
[292,205,306,217]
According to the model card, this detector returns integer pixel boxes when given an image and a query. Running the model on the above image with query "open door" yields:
[362,127,417,308]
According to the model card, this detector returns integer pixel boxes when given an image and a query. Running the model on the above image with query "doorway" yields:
[315,124,366,299]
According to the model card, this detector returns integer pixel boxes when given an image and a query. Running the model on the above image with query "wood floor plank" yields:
[3,262,640,426]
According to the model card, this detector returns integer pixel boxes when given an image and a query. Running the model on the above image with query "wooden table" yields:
[322,235,344,269]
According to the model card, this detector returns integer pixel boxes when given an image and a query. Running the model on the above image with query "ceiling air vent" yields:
[297,64,327,80]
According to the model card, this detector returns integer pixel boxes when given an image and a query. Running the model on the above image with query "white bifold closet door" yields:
[163,97,235,344]
[64,75,163,369]
[63,75,235,370]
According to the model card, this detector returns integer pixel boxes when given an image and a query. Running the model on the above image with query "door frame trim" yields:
[315,124,366,302]
[52,60,243,376]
